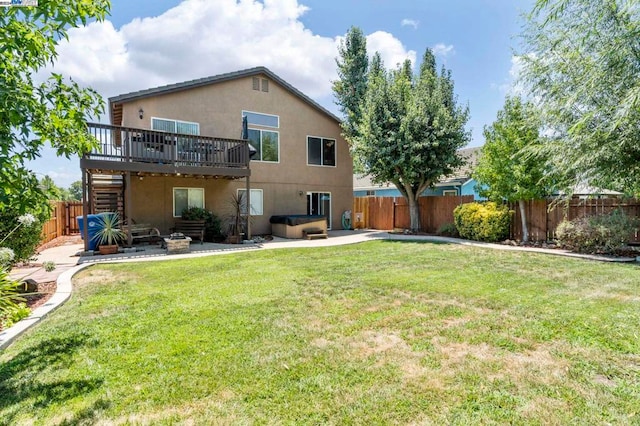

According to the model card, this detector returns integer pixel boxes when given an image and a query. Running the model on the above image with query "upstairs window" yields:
[307,136,336,166]
[242,111,279,128]
[151,118,199,135]
[243,111,280,162]
[247,129,279,162]
[252,77,269,92]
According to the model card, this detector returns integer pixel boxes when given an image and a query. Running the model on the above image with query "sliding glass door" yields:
[307,192,331,230]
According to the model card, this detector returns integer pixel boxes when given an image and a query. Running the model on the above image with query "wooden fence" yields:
[354,196,640,242]
[510,198,640,243]
[40,201,83,245]
[353,196,474,232]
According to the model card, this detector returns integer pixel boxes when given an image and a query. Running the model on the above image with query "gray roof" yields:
[108,66,341,123]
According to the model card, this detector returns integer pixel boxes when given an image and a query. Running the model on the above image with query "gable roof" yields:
[108,66,341,126]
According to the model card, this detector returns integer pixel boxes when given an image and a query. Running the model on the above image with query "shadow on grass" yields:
[0,333,106,425]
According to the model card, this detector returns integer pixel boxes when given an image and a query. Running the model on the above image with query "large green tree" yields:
[333,26,369,141]
[68,180,83,201]
[521,0,640,195]
[38,175,64,201]
[474,96,550,242]
[0,0,110,217]
[350,49,470,231]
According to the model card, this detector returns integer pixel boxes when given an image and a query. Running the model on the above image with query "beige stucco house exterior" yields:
[80,67,353,242]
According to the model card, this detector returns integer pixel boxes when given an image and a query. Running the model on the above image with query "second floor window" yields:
[152,118,199,135]
[248,129,279,162]
[307,136,336,166]
[243,111,280,162]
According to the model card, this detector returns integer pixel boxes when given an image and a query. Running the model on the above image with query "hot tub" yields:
[269,215,327,239]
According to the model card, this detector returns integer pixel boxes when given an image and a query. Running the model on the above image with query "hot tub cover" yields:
[269,215,326,226]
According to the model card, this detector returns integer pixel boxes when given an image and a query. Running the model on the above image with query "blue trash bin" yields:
[77,213,109,251]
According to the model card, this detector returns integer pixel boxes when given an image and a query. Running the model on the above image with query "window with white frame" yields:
[442,189,458,196]
[242,111,280,162]
[173,188,204,217]
[237,189,263,215]
[242,111,279,128]
[152,118,199,135]
[152,118,200,162]
[307,136,336,166]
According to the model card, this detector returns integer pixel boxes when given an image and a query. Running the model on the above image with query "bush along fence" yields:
[353,196,640,243]
[40,201,83,246]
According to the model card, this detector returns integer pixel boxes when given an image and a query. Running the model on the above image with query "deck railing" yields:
[84,123,251,170]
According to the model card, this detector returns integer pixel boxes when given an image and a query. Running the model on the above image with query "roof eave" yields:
[108,66,341,125]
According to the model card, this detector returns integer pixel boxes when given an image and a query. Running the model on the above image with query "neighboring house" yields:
[80,67,353,246]
[353,147,485,200]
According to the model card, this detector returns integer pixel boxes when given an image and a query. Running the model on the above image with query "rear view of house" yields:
[80,67,353,246]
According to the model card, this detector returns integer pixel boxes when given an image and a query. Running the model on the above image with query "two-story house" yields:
[79,67,353,249]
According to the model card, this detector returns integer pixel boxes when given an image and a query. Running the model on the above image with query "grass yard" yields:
[1,240,639,424]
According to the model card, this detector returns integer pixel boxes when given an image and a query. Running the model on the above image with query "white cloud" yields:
[366,31,417,69]
[432,43,455,58]
[44,0,416,104]
[34,0,418,186]
[401,19,419,30]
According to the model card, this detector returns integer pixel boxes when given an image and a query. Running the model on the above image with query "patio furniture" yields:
[123,223,161,245]
[172,219,205,244]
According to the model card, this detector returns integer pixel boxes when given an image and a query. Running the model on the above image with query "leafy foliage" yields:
[454,202,512,242]
[38,175,69,201]
[436,222,459,238]
[333,26,369,141]
[0,267,27,323]
[0,0,110,216]
[335,33,471,231]
[0,208,43,265]
[555,210,638,254]
[474,96,550,202]
[67,180,83,201]
[521,0,640,195]
[181,206,223,241]
[474,96,551,241]
[91,213,125,247]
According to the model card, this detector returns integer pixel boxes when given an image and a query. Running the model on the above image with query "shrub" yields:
[0,209,43,265]
[181,207,223,241]
[0,267,28,327]
[436,222,459,237]
[453,202,511,242]
[1,302,30,330]
[0,248,15,269]
[555,209,637,254]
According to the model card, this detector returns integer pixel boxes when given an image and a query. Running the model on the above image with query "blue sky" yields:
[29,0,532,187]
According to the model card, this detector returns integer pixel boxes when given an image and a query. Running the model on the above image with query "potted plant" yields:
[92,213,126,255]
[225,192,247,244]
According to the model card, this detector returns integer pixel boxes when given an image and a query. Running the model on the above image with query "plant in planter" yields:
[181,207,223,242]
[92,213,126,255]
[224,192,248,244]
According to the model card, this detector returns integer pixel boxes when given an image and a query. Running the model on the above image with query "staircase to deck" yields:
[91,174,124,218]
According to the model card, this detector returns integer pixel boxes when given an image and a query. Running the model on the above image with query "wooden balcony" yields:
[81,123,251,178]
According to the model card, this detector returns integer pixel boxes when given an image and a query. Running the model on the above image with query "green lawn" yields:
[1,241,639,424]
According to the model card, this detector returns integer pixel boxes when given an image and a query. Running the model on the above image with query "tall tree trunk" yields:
[518,199,529,243]
[408,192,420,232]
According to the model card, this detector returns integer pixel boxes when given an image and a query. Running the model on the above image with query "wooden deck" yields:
[82,123,252,179]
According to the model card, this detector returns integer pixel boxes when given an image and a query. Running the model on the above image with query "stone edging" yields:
[0,263,94,350]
